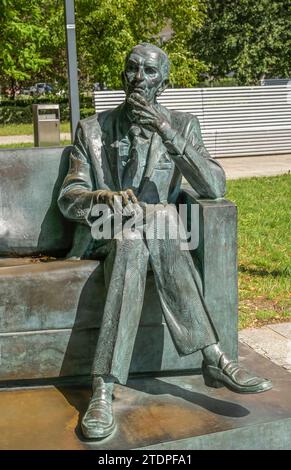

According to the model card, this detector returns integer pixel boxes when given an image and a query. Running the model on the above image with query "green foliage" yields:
[37,1,68,87]
[1,0,290,91]
[0,105,32,125]
[75,0,206,88]
[0,1,51,88]
[192,0,291,85]
[0,93,94,124]
[0,106,94,125]
[197,77,240,88]
[0,0,207,92]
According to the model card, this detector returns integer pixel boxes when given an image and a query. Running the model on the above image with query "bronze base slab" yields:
[0,344,291,450]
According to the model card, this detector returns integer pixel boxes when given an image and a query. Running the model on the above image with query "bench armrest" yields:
[179,188,238,361]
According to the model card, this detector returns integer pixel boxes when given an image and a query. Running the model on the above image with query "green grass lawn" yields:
[0,122,71,135]
[227,174,291,329]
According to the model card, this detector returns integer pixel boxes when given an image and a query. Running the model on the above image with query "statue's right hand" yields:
[93,189,138,209]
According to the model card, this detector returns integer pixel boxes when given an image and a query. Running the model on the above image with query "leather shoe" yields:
[202,353,272,394]
[81,377,116,439]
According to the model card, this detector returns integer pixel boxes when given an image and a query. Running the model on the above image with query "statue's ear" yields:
[156,79,169,97]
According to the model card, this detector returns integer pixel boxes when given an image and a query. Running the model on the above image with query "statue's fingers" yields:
[112,191,122,213]
[94,191,101,203]
[107,191,120,209]
[138,118,154,126]
[127,96,142,106]
[132,109,153,119]
[119,191,129,206]
[132,111,153,120]
[128,99,148,112]
[107,194,115,210]
[131,93,148,105]
[95,189,106,202]
[126,188,138,204]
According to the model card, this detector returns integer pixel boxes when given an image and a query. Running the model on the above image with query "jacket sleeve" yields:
[58,122,96,225]
[165,116,226,199]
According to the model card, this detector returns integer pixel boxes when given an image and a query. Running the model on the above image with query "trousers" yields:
[91,204,218,384]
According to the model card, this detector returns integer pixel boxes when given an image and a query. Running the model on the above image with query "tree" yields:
[191,0,291,85]
[1,0,208,94]
[0,0,51,96]
[75,0,207,88]
[38,1,67,89]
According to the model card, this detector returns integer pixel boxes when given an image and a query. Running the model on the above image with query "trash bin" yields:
[33,104,60,147]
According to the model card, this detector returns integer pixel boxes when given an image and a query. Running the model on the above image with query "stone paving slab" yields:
[0,133,71,145]
[217,154,291,179]
[239,323,291,372]
[180,154,290,183]
[268,323,291,340]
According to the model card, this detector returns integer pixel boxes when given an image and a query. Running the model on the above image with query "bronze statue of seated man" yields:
[58,43,272,440]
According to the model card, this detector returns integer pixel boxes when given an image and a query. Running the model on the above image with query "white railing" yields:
[93,85,291,158]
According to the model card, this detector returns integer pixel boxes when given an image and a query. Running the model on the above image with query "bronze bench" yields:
[0,147,237,381]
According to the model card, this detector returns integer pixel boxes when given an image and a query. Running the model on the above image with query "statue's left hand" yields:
[127,93,172,138]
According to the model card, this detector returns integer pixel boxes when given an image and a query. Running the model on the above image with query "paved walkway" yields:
[239,322,291,373]
[0,133,71,145]
[217,154,291,179]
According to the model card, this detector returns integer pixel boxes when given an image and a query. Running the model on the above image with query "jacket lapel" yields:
[84,115,114,190]
[102,106,125,190]
[103,132,121,190]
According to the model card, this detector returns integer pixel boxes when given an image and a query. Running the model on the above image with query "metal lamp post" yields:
[64,0,80,142]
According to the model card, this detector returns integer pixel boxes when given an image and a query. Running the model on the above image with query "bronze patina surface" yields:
[0,345,288,450]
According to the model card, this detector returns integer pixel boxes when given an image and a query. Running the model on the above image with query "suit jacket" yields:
[58,102,226,258]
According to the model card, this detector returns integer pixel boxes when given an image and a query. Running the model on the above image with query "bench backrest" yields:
[0,147,73,256]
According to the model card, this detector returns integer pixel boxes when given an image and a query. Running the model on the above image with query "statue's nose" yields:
[135,67,145,81]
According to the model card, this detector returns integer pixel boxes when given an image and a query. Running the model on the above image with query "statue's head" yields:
[122,43,170,103]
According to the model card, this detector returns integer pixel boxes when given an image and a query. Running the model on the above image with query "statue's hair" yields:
[126,43,170,79]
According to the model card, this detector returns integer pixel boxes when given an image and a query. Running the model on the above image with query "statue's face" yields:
[124,47,167,103]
